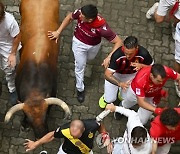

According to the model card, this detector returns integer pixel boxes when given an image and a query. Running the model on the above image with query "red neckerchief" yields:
[169,0,179,17]
[87,15,106,28]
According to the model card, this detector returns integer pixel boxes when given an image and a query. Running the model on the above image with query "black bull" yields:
[4,0,71,138]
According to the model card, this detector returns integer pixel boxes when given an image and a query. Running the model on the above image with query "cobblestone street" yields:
[0,0,180,153]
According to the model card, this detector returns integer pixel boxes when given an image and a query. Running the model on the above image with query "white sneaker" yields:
[146,2,159,19]
[175,81,180,97]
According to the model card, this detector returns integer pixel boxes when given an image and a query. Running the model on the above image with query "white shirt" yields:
[113,107,152,154]
[0,12,21,58]
[175,22,180,42]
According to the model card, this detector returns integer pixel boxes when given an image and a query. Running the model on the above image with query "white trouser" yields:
[157,0,180,19]
[175,39,180,64]
[57,144,93,154]
[112,142,124,154]
[72,36,101,92]
[121,85,156,125]
[156,143,171,154]
[104,73,136,103]
[0,54,16,93]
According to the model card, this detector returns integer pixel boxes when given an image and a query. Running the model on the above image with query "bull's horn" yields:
[4,103,24,123]
[45,98,72,119]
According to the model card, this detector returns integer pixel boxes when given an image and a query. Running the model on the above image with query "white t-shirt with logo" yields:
[0,12,21,58]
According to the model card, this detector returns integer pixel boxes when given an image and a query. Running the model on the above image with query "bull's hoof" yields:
[20,126,30,132]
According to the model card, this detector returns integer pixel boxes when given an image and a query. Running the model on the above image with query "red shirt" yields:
[150,108,180,146]
[108,46,153,74]
[131,66,178,97]
[72,9,116,45]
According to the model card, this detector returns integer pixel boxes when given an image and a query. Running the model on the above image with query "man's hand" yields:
[101,132,112,153]
[130,62,143,71]
[24,139,38,152]
[47,31,60,43]
[106,104,116,112]
[106,142,113,154]
[8,53,16,68]
[118,80,130,91]
[102,56,111,69]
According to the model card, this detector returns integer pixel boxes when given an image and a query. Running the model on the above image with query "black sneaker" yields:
[114,112,124,120]
[9,91,18,105]
[77,90,85,103]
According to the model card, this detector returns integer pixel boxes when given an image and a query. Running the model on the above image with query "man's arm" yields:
[102,35,122,68]
[105,69,130,90]
[106,103,136,118]
[109,35,122,57]
[48,12,73,43]
[151,139,158,154]
[24,131,55,152]
[11,33,21,55]
[137,96,156,112]
[98,122,107,134]
[98,123,112,154]
[8,32,21,67]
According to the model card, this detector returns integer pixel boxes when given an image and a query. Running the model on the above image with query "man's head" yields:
[150,64,166,85]
[70,120,85,138]
[160,108,180,130]
[123,36,138,60]
[131,126,147,148]
[0,1,5,22]
[80,4,98,23]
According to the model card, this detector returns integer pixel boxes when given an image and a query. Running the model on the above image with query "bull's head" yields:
[4,97,71,138]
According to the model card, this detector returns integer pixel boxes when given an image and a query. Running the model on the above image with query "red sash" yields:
[169,0,179,17]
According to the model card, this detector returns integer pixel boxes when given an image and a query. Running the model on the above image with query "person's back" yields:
[0,12,21,56]
[150,108,180,154]
[106,104,152,154]
[0,2,21,104]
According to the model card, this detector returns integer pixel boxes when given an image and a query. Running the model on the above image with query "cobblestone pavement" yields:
[0,0,180,153]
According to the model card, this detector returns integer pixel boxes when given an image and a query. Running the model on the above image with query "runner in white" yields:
[106,103,152,154]
[0,2,21,104]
